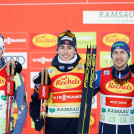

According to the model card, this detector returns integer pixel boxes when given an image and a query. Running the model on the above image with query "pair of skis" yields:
[77,45,96,134]
[5,60,15,134]
[39,69,49,134]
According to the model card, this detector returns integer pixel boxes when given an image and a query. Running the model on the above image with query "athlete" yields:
[0,34,28,134]
[29,30,85,134]
[94,41,134,134]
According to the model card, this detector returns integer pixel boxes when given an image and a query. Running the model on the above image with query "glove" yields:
[10,61,22,75]
[34,118,44,131]
[129,64,134,73]
[15,61,22,74]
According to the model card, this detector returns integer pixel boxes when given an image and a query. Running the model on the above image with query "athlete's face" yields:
[58,45,76,61]
[0,47,2,61]
[112,49,129,71]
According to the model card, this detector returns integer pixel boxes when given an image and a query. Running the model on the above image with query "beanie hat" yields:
[57,30,77,50]
[111,41,130,58]
[0,34,5,54]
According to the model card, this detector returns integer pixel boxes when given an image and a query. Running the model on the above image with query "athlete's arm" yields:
[12,74,28,134]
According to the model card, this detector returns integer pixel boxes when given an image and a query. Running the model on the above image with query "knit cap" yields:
[111,41,130,58]
[57,30,77,50]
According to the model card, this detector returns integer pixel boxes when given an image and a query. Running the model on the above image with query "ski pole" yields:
[8,60,15,134]
[39,69,44,134]
[39,69,49,134]
[5,61,10,134]
[5,60,15,134]
[43,68,48,134]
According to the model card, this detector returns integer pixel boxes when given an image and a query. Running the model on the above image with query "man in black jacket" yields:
[29,30,85,134]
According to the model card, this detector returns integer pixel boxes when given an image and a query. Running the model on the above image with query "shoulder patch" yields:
[104,70,110,75]
[48,68,55,74]
[78,64,83,70]
[132,73,134,77]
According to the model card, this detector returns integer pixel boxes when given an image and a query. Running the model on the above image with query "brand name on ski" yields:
[84,53,91,88]
[32,34,57,48]
[0,76,6,87]
[89,53,96,88]
[54,75,81,89]
[106,81,134,93]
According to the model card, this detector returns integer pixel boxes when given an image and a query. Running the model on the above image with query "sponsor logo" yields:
[0,76,6,87]
[32,57,52,64]
[30,52,56,69]
[103,33,129,47]
[83,11,134,24]
[90,116,95,126]
[106,97,132,107]
[52,92,82,103]
[3,55,25,65]
[4,37,26,45]
[57,107,80,112]
[102,108,106,113]
[90,113,97,128]
[1,95,7,101]
[53,75,81,89]
[49,108,56,113]
[3,52,27,69]
[74,32,96,48]
[106,80,134,93]
[32,34,57,48]
[1,33,27,49]
[108,108,129,114]
[130,109,134,114]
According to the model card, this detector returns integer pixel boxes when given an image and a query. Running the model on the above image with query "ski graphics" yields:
[77,46,96,134]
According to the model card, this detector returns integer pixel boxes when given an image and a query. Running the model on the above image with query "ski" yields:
[77,46,92,134]
[77,45,96,134]
[83,46,96,134]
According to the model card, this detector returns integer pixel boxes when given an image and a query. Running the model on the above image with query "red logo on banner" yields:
[1,33,27,49]
[90,112,97,128]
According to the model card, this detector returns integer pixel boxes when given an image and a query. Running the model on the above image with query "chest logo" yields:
[0,76,6,87]
[53,75,81,89]
[106,80,134,94]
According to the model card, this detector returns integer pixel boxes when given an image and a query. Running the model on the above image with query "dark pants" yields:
[98,122,134,134]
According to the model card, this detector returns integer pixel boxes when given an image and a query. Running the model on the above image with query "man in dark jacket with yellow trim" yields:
[29,30,85,134]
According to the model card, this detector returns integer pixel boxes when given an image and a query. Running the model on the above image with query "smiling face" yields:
[112,49,129,71]
[57,44,76,62]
